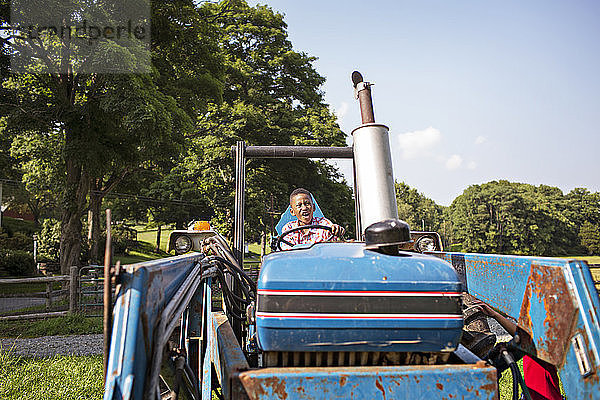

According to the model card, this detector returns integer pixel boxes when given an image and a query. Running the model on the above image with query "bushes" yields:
[31,218,135,266]
[580,221,600,255]
[0,226,36,276]
[37,218,61,262]
[99,226,136,256]
[0,230,33,252]
[0,249,35,276]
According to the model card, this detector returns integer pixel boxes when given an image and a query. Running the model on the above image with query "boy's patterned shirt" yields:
[280,216,334,249]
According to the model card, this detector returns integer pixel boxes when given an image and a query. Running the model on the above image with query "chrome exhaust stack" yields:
[351,71,399,237]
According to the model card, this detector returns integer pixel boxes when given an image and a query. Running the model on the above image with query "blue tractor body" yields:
[256,242,463,353]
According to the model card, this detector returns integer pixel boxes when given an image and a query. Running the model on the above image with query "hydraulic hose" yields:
[502,350,532,400]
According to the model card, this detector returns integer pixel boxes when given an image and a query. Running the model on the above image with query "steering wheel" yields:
[275,224,334,251]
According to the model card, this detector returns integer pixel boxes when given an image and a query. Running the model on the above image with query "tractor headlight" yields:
[175,235,193,254]
[415,235,436,253]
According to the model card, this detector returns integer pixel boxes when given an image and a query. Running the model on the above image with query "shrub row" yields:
[0,230,33,252]
[0,250,35,277]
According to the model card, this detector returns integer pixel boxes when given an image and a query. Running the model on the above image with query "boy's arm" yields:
[320,217,345,238]
[471,298,517,336]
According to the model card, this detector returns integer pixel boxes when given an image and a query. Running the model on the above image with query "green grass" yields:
[498,359,523,400]
[112,236,171,265]
[135,226,175,253]
[0,351,103,400]
[248,242,270,257]
[0,313,102,338]
[114,250,163,265]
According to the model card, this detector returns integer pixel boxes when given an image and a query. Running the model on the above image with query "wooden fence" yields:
[0,266,78,321]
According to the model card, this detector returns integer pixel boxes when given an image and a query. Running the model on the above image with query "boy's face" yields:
[290,193,314,225]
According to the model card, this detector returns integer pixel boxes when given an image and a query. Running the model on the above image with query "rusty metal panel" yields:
[434,252,550,317]
[518,263,578,365]
[434,252,600,399]
[238,363,497,400]
[561,324,600,399]
[211,312,250,399]
[558,260,600,399]
[564,260,600,365]
[104,253,204,400]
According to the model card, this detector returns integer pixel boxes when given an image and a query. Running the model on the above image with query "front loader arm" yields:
[434,252,600,398]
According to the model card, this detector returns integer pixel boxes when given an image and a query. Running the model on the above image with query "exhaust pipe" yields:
[351,71,399,236]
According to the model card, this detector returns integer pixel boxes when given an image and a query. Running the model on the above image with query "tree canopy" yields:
[183,0,354,241]
[1,0,355,269]
[0,0,222,271]
[448,181,598,256]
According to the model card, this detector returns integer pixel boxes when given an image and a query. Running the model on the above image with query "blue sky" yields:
[251,0,600,205]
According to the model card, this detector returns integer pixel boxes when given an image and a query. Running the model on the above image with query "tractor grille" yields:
[262,351,451,368]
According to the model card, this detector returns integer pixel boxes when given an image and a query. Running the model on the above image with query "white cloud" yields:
[475,135,486,145]
[335,102,349,119]
[396,127,441,159]
[445,154,463,170]
[467,161,477,170]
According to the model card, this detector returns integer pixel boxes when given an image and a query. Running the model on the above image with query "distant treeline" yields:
[396,181,600,256]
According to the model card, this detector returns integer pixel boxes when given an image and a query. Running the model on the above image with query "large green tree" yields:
[579,221,600,255]
[186,0,354,242]
[0,0,222,271]
[395,181,445,232]
[449,181,579,256]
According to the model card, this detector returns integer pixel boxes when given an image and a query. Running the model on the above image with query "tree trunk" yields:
[260,231,265,258]
[155,224,161,253]
[28,199,41,225]
[60,206,83,275]
[59,156,89,275]
[89,192,102,264]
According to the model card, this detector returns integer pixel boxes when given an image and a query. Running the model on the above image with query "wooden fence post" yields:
[46,282,52,310]
[69,266,78,313]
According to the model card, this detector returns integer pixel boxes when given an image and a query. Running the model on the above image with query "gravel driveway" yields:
[0,334,103,358]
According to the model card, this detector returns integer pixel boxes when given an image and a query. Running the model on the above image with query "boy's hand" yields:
[471,298,495,317]
[331,224,345,238]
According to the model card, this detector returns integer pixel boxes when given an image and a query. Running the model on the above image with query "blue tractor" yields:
[103,72,600,399]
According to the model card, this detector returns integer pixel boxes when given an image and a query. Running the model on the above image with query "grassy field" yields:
[113,234,172,265]
[0,314,102,338]
[135,226,175,253]
[0,352,103,400]
[114,249,165,265]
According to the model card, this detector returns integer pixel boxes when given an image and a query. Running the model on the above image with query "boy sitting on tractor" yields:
[278,188,345,250]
